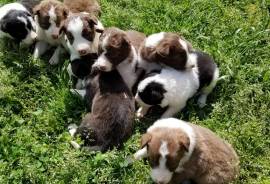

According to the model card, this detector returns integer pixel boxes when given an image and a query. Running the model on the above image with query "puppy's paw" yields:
[136,108,146,119]
[70,141,81,149]
[49,56,59,65]
[68,124,78,137]
[197,94,207,108]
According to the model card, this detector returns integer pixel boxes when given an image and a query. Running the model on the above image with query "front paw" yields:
[136,107,146,119]
[49,56,59,65]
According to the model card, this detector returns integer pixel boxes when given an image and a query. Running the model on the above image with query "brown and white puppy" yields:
[69,69,135,152]
[92,27,146,91]
[138,32,194,72]
[134,118,239,184]
[33,0,68,64]
[62,0,104,61]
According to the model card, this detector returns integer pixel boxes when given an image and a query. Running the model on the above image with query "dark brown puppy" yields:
[74,69,135,152]
[138,32,194,72]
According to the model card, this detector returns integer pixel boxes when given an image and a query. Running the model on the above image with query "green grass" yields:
[0,0,270,183]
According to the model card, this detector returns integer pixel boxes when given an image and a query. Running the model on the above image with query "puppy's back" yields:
[193,51,217,89]
[77,70,135,151]
[126,30,146,52]
[64,0,101,16]
[191,123,239,183]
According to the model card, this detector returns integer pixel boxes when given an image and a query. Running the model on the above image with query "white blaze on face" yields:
[45,6,58,38]
[151,141,173,184]
[92,35,113,71]
[145,32,165,48]
[66,17,91,55]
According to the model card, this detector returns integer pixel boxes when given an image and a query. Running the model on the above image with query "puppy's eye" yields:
[66,31,74,43]
[82,28,92,41]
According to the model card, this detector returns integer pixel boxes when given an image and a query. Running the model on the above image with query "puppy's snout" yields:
[78,49,87,56]
[97,65,107,71]
[52,34,59,39]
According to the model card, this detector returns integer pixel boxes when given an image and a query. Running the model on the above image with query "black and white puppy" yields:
[67,53,98,89]
[69,70,135,152]
[135,51,219,118]
[0,2,37,45]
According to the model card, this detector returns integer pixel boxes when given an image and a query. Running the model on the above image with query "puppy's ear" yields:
[110,33,130,49]
[179,138,190,152]
[141,133,152,148]
[156,44,172,57]
[63,7,69,18]
[33,5,41,15]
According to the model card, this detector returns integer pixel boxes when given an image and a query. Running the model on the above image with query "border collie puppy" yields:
[33,0,69,64]
[92,27,146,91]
[135,51,219,118]
[61,14,103,61]
[138,32,194,72]
[0,2,37,45]
[134,118,239,184]
[61,0,104,61]
[69,70,135,152]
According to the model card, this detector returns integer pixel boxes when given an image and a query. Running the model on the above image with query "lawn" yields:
[0,0,270,183]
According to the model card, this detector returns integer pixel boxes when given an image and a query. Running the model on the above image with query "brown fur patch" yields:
[64,0,101,17]
[140,32,193,70]
[99,27,131,66]
[34,0,68,29]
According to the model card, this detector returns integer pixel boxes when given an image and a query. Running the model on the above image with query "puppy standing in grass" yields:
[134,118,239,184]
[0,0,38,45]
[33,0,69,64]
[92,27,146,92]
[69,69,135,152]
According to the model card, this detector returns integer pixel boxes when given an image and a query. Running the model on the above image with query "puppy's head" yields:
[92,27,131,72]
[140,32,193,70]
[34,0,68,40]
[0,10,37,45]
[134,124,190,184]
[136,75,166,106]
[61,13,104,58]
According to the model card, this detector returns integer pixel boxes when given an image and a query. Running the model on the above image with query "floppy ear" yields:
[0,20,7,32]
[63,7,69,18]
[156,44,172,57]
[134,133,152,160]
[179,138,190,152]
[33,5,41,15]
[141,133,152,148]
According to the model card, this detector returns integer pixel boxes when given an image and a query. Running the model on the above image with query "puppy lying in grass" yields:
[134,118,239,184]
[69,69,135,152]
[135,51,219,118]
[0,0,38,45]
[138,32,194,72]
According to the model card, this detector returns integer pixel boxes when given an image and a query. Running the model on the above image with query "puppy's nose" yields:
[52,34,59,39]
[98,65,107,71]
[78,49,87,55]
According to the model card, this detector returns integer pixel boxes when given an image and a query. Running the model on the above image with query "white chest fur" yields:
[116,46,138,90]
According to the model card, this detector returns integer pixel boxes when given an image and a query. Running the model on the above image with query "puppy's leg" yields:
[68,124,78,137]
[198,68,219,108]
[161,105,183,119]
[33,41,49,59]
[70,89,86,99]
[49,46,63,65]
[136,106,150,118]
